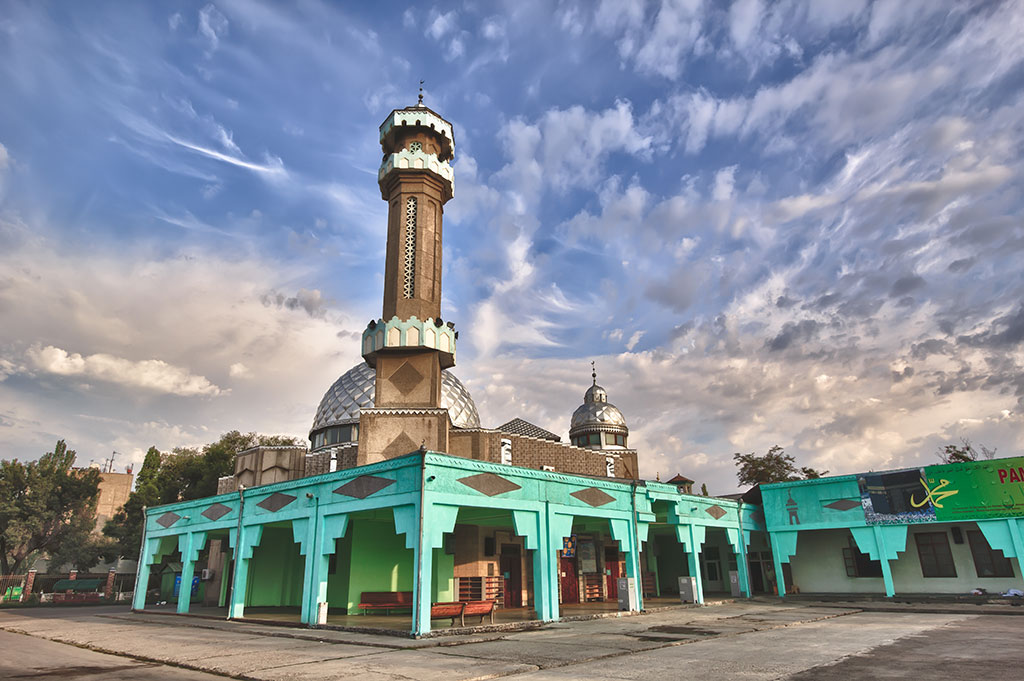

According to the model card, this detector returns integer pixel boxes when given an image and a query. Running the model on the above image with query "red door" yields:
[500,545,522,608]
[605,547,621,600]
[559,554,579,604]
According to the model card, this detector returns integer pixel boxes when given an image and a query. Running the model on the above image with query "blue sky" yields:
[1,0,1022,491]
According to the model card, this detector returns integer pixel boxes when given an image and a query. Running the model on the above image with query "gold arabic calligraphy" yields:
[910,477,959,508]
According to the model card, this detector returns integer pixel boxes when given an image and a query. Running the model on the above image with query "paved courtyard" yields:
[0,600,1021,680]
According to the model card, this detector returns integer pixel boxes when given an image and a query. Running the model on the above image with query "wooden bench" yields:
[358,591,413,615]
[430,600,496,627]
[462,599,496,625]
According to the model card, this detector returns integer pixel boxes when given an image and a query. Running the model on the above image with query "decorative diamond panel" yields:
[389,361,424,396]
[156,512,181,528]
[310,363,481,433]
[823,499,861,511]
[570,487,615,507]
[334,475,396,499]
[458,472,522,497]
[201,503,231,521]
[256,492,296,513]
[705,505,727,520]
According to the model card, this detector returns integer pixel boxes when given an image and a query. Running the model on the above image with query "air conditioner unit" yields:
[200,569,214,581]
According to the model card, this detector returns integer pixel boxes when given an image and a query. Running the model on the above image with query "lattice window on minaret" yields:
[403,197,417,298]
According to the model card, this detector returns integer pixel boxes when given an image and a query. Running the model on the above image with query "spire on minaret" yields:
[591,360,597,386]
[417,79,424,107]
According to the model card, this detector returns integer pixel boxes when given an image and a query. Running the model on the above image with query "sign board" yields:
[859,457,1024,524]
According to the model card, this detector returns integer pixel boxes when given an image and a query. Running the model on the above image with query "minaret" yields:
[569,363,630,451]
[357,93,458,464]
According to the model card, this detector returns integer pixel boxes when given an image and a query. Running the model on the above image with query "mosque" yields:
[133,99,1024,636]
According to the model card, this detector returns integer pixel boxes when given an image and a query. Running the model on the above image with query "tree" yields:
[104,432,300,558]
[733,445,828,487]
[0,440,106,574]
[937,437,996,464]
[700,483,709,496]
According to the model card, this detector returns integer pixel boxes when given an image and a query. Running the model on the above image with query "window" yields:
[409,141,422,152]
[968,530,1015,578]
[914,532,957,578]
[842,536,883,577]
[403,197,417,298]
[613,433,626,446]
[588,433,601,445]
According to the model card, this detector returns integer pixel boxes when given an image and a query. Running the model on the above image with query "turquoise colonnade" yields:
[137,452,762,636]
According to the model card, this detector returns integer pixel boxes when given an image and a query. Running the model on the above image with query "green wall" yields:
[343,517,415,614]
[246,525,304,607]
[654,532,688,593]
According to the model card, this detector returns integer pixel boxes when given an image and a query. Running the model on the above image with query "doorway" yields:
[500,544,522,608]
[559,553,579,604]
[604,546,622,600]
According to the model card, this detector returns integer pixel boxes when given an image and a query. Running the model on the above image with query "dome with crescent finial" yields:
[569,364,629,450]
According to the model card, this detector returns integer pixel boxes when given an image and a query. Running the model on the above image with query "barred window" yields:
[842,535,883,578]
[403,196,417,298]
[915,532,957,578]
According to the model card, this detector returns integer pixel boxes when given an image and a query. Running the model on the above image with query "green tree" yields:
[700,483,709,496]
[104,432,300,558]
[937,438,996,464]
[0,440,106,574]
[733,445,827,487]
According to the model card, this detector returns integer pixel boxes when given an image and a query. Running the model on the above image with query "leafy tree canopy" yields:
[937,437,996,464]
[104,431,299,558]
[0,440,107,574]
[733,445,828,487]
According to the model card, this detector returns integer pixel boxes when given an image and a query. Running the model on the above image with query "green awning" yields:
[50,578,104,592]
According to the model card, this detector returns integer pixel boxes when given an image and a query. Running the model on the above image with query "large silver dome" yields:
[310,362,481,435]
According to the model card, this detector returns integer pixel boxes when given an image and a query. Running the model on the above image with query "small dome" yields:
[570,401,627,430]
[584,384,608,403]
[310,362,481,437]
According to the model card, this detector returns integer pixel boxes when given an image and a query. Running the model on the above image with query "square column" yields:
[176,531,207,614]
[228,524,264,619]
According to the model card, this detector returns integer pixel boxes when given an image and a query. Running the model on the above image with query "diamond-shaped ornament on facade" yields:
[334,475,396,499]
[570,487,615,507]
[201,503,231,521]
[705,505,727,520]
[156,512,181,528]
[823,498,861,511]
[256,492,296,512]
[458,473,521,497]
[389,361,424,396]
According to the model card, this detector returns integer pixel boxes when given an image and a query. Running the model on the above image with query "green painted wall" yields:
[327,533,352,610]
[654,532,688,593]
[344,517,414,614]
[433,549,455,602]
[246,525,304,607]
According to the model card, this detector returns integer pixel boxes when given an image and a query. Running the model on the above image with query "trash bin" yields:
[728,570,741,597]
[617,577,639,611]
[316,601,329,626]
[678,576,697,603]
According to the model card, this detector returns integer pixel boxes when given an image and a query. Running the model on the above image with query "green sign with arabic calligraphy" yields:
[923,457,1024,521]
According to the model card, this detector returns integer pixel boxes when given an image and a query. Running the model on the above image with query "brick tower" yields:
[357,96,458,465]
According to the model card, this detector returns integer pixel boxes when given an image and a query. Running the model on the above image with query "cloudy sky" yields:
[1,0,1022,492]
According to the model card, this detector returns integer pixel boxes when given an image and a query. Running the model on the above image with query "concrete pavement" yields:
[0,601,1020,680]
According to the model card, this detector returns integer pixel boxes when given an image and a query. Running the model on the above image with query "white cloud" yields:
[229,362,251,378]
[712,165,737,201]
[0,142,9,170]
[27,345,225,397]
[168,12,183,31]
[729,0,763,50]
[198,4,229,53]
[426,10,457,41]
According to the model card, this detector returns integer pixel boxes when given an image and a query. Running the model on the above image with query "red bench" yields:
[358,591,413,614]
[430,600,496,627]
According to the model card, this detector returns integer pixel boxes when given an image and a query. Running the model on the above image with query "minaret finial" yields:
[418,79,424,106]
[591,360,597,385]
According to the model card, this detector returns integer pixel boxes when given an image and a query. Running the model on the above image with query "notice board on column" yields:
[578,540,598,573]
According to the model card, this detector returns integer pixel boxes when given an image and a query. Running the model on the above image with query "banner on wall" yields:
[858,457,1024,525]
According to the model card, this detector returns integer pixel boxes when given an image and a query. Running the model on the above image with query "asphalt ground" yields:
[0,601,1020,680]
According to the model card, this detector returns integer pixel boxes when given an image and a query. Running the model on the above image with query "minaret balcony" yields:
[378,149,454,200]
[379,108,455,158]
[361,315,457,369]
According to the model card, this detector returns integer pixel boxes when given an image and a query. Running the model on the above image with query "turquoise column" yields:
[768,530,798,597]
[132,536,161,611]
[513,509,556,621]
[291,516,316,624]
[610,517,643,611]
[411,501,458,636]
[547,507,574,619]
[228,524,264,619]
[850,525,907,597]
[676,524,706,604]
[304,514,348,626]
[726,528,751,598]
[176,531,207,614]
